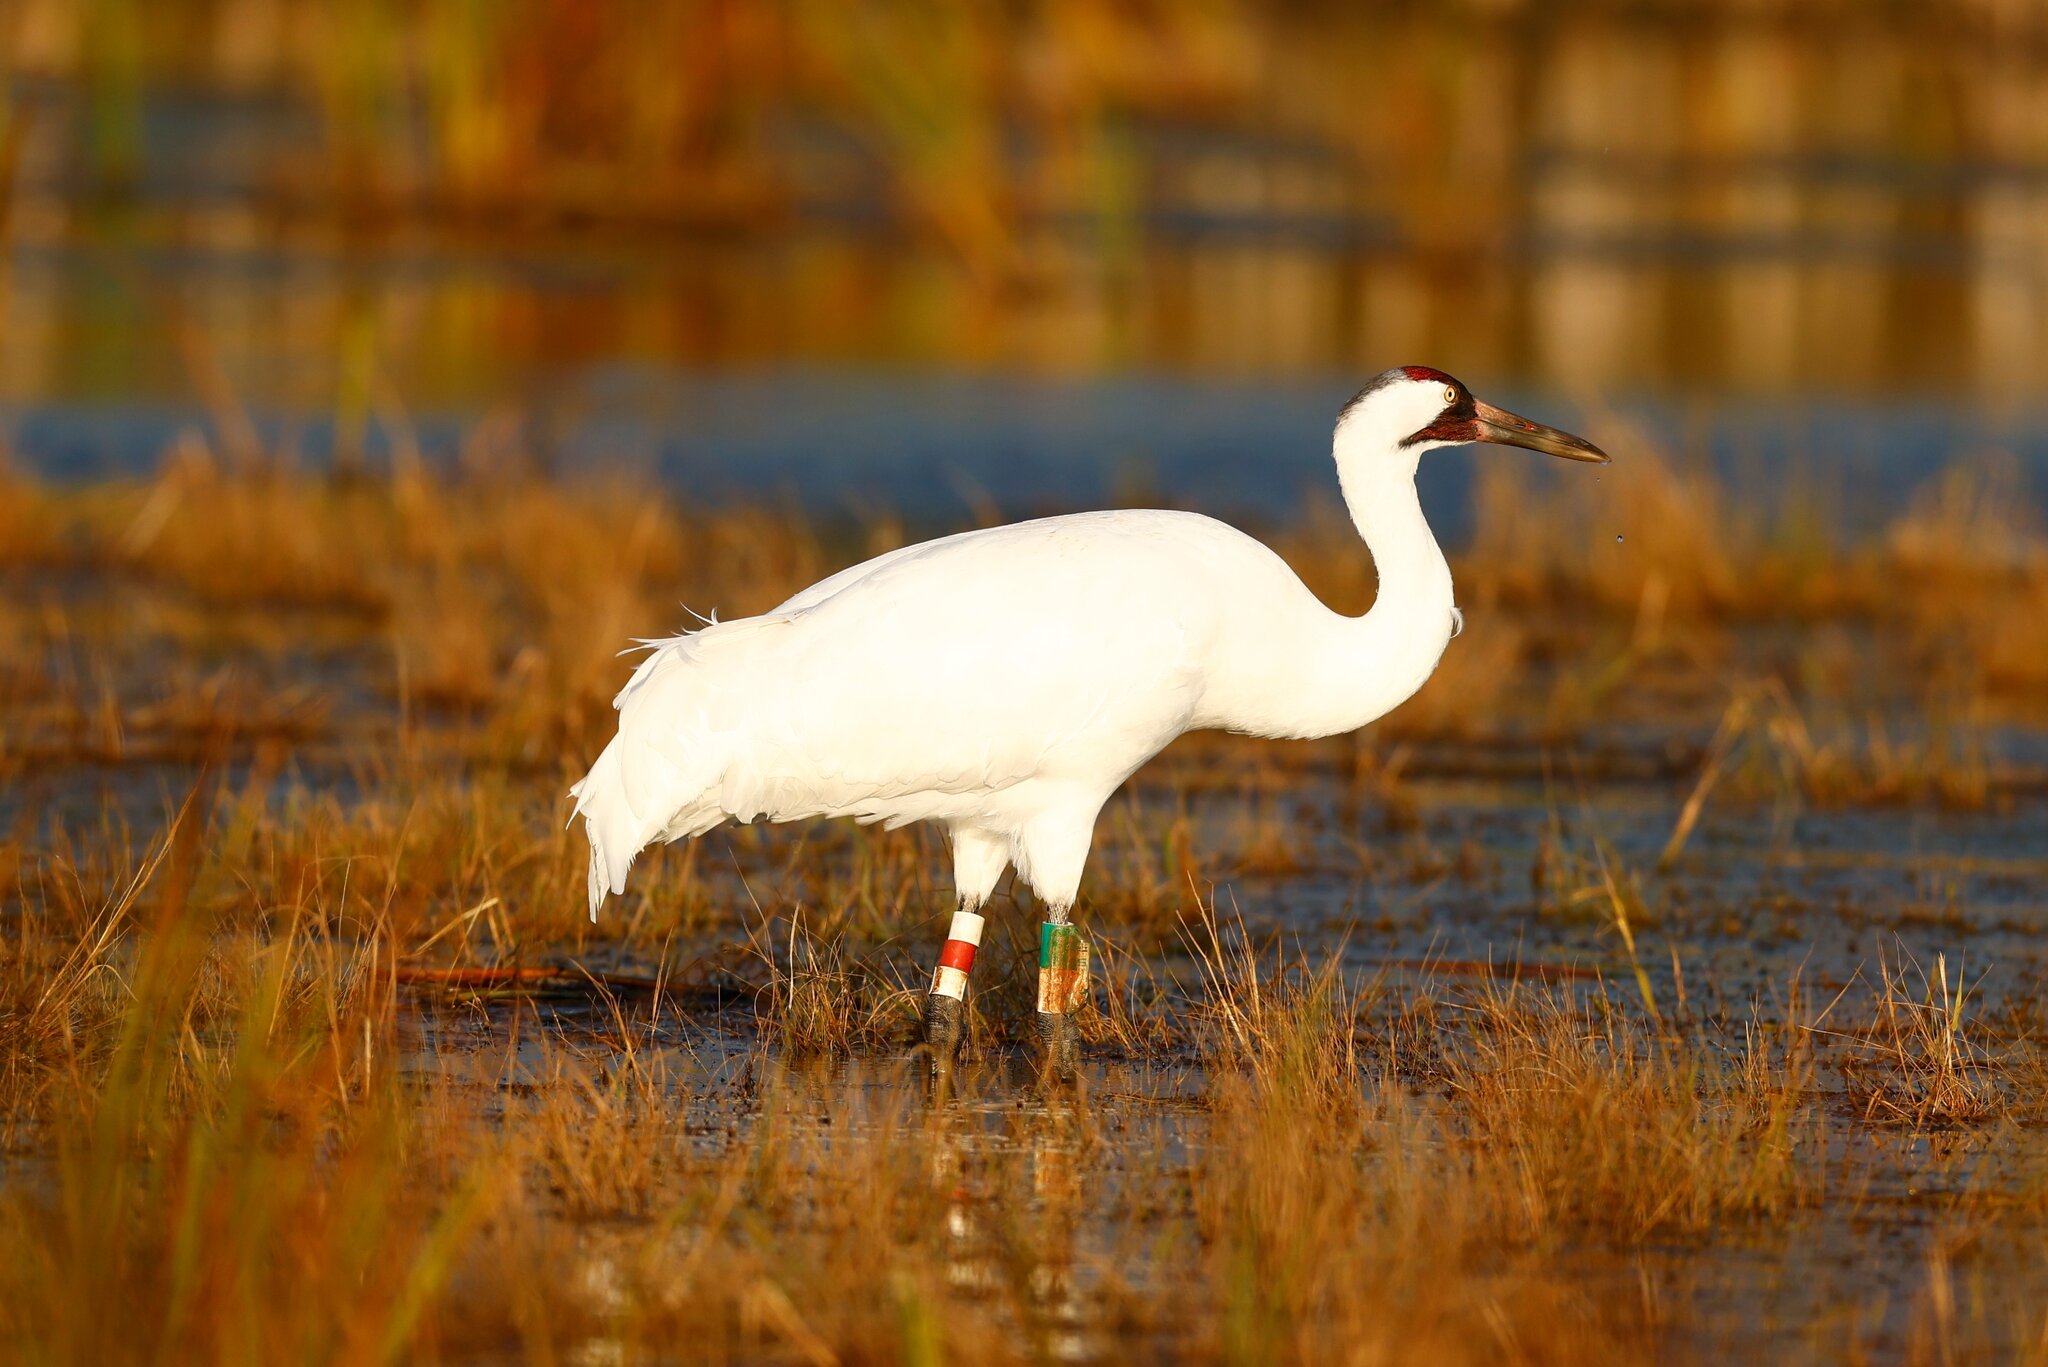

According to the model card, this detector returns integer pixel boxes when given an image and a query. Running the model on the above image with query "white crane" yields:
[570,367,1608,1075]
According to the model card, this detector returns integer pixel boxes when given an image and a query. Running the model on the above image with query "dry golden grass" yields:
[3,420,2043,807]
[1838,950,1995,1128]
[2,424,2046,1361]
[0,764,2039,1365]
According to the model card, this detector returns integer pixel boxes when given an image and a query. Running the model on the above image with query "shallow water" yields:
[9,74,2048,534]
[11,575,2048,1361]
[385,977,2048,1364]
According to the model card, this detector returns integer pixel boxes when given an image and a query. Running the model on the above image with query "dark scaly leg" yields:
[923,904,985,1067]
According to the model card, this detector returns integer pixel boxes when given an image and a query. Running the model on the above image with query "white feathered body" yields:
[570,375,1478,921]
[570,508,1452,916]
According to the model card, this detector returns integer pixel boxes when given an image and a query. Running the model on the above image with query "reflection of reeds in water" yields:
[7,2,2048,388]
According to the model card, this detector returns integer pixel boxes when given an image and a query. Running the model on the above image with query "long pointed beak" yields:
[1474,400,1609,464]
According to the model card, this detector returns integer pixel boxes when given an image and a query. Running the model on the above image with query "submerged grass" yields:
[0,755,2040,1362]
[1840,950,1995,1128]
[0,825,1771,1363]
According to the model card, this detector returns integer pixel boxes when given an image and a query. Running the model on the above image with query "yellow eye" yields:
[1444,385,1458,405]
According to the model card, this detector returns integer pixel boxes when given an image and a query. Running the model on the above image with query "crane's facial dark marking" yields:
[1399,376,1479,447]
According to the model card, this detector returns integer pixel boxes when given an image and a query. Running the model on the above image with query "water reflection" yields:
[9,6,2048,404]
[5,7,2048,517]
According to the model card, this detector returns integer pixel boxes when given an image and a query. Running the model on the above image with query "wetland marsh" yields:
[2,429,2045,1363]
[8,4,2048,1359]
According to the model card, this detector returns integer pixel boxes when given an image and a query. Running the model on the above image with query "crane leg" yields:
[1034,921,1088,1083]
[1014,808,1098,1084]
[922,904,985,1065]
[926,827,1008,1068]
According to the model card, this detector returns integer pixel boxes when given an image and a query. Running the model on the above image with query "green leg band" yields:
[1037,923,1089,1014]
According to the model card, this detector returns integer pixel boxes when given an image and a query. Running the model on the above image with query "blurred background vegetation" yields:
[2,0,2047,507]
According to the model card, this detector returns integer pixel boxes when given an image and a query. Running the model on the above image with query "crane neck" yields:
[1297,423,1458,736]
[1188,417,1461,743]
[1336,428,1454,625]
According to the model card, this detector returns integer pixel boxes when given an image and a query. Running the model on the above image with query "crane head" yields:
[1340,366,1609,464]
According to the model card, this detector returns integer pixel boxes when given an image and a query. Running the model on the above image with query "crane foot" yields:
[1034,1010,1081,1084]
[922,991,966,1069]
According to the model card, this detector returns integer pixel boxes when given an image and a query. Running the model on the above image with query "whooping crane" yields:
[570,367,1609,1076]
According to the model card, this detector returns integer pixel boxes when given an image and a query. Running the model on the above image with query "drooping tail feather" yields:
[568,735,645,922]
[569,619,773,920]
[582,820,609,923]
